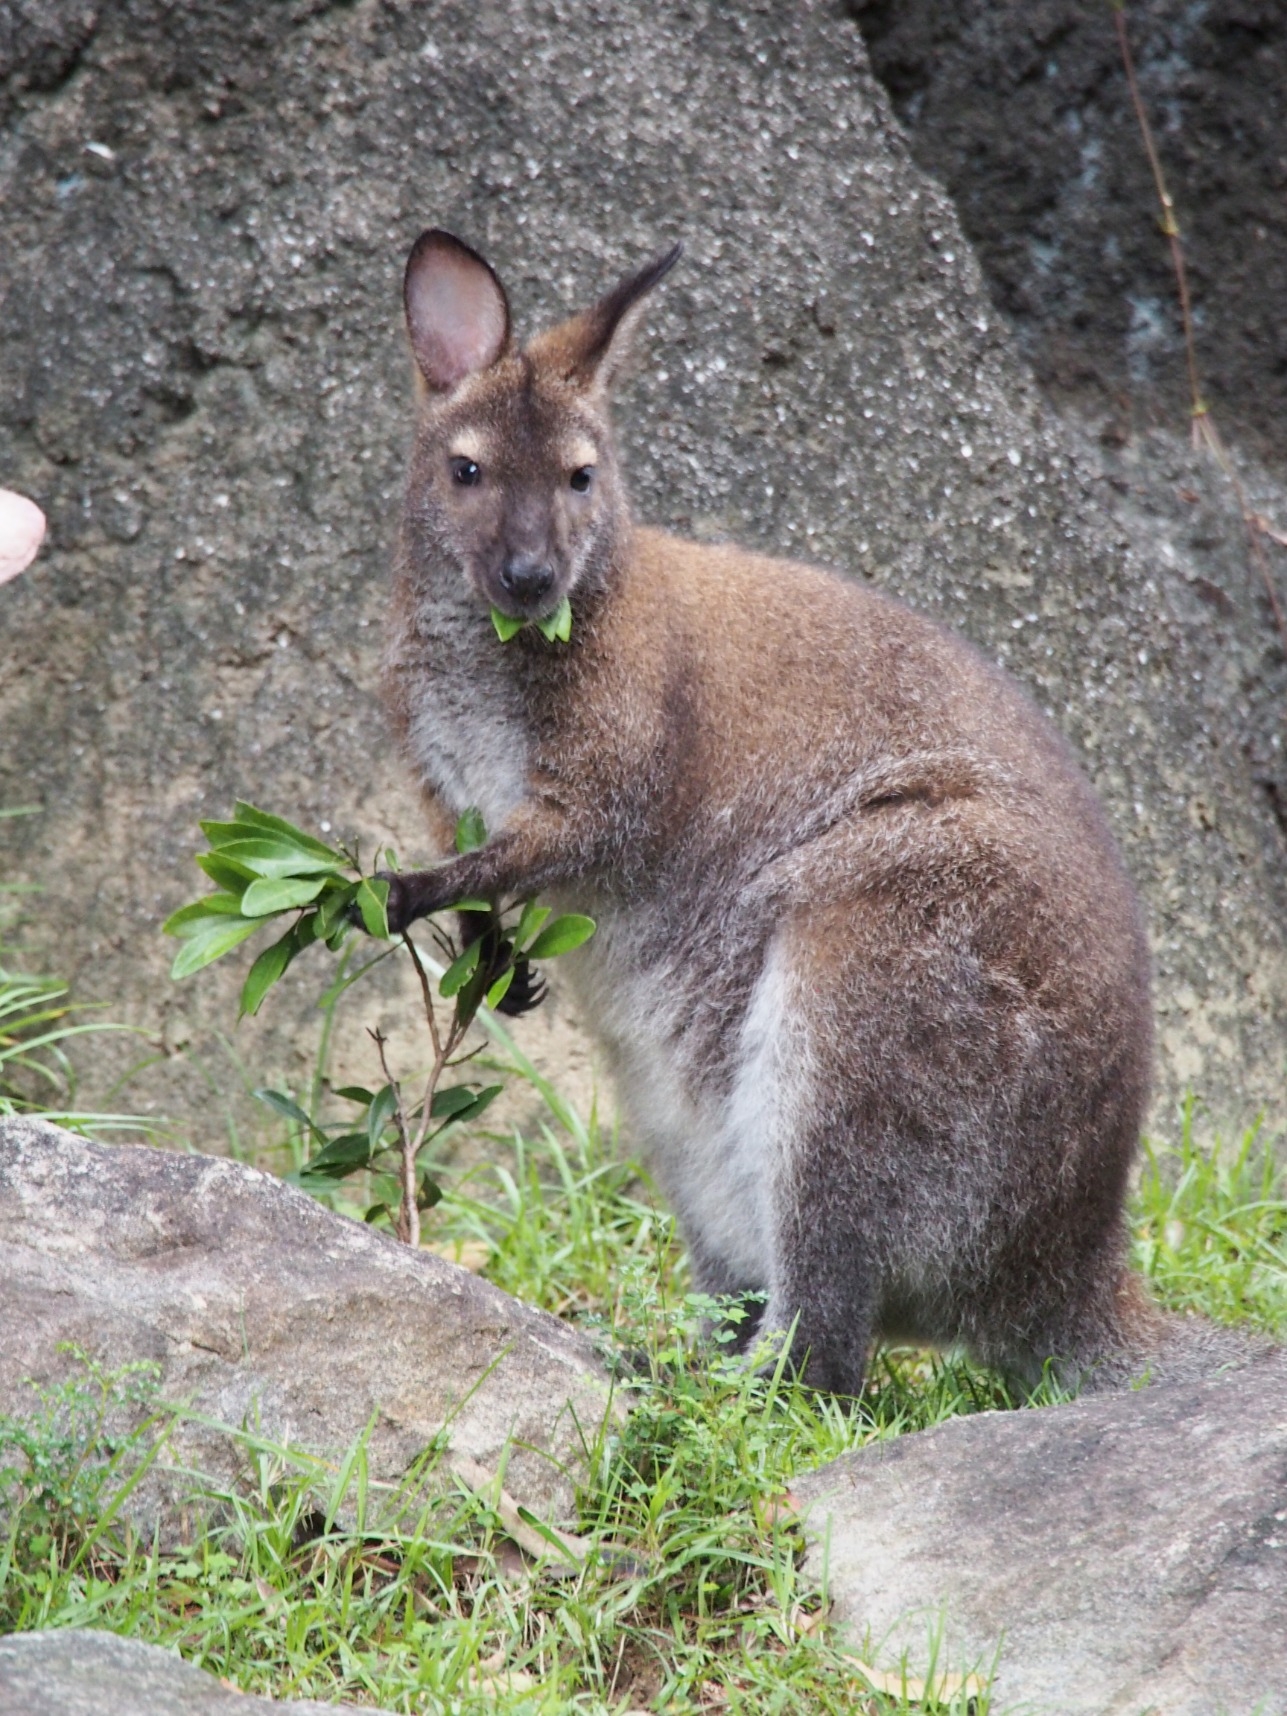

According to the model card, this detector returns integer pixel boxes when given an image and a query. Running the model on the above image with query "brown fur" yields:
[377,230,1262,1394]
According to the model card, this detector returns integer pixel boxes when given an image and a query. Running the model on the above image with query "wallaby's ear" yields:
[536,241,683,389]
[404,228,511,392]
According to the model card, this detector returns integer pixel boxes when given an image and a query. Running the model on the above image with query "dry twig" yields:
[1112,2,1287,658]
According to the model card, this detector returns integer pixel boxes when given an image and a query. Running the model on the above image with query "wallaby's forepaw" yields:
[456,909,548,1016]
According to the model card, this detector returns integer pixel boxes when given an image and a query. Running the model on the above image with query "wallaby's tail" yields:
[1079,1270,1277,1393]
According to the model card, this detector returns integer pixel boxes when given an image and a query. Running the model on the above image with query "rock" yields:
[0,0,1282,1132]
[0,1,101,119]
[0,1630,365,1715]
[0,1117,616,1530]
[794,1351,1287,1716]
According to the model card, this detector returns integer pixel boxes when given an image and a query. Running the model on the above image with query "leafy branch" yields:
[163,802,593,1245]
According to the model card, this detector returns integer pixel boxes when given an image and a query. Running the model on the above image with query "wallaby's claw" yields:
[495,957,547,1017]
[455,908,549,1017]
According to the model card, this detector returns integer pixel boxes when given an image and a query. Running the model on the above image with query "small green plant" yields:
[0,969,92,1113]
[1,806,147,1132]
[163,800,593,1245]
[0,1348,171,1625]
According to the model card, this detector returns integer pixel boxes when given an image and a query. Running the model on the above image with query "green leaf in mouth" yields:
[490,595,573,644]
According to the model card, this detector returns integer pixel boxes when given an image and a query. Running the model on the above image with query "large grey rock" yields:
[0,0,1282,1134]
[0,1630,364,1715]
[0,1118,615,1527]
[795,1352,1287,1716]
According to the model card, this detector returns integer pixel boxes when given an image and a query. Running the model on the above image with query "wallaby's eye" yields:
[570,466,594,493]
[451,458,481,487]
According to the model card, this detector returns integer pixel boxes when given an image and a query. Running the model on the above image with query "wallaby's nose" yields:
[500,556,555,604]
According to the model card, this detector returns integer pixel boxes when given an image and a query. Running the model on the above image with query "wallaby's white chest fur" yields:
[406,682,528,834]
[397,609,530,834]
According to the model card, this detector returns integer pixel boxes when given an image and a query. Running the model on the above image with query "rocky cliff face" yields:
[0,0,1282,1139]
[848,0,1287,471]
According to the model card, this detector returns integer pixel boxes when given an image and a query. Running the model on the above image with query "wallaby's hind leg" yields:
[760,1182,881,1394]
[724,926,883,1395]
[970,1242,1142,1395]
[755,874,1150,1396]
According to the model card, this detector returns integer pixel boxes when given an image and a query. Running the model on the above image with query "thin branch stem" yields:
[1112,2,1287,659]
[400,924,474,1215]
[1112,5,1205,428]
[402,930,443,1065]
[370,1026,419,1248]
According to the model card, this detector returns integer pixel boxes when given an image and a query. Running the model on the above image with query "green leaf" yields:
[454,1083,502,1126]
[417,1177,443,1211]
[238,927,299,1018]
[304,1131,373,1177]
[449,897,492,913]
[367,1083,398,1150]
[231,803,342,859]
[428,1082,503,1129]
[316,880,358,935]
[198,818,257,850]
[485,966,515,1011]
[199,814,337,860]
[208,838,343,880]
[162,894,246,937]
[355,876,390,939]
[383,848,398,870]
[195,851,257,894]
[526,913,596,960]
[490,606,524,642]
[333,1085,375,1105]
[369,1172,401,1207]
[512,900,551,953]
[254,1087,325,1143]
[169,916,262,980]
[240,874,328,918]
[455,807,487,854]
[363,1203,389,1226]
[438,938,482,999]
[430,1083,488,1120]
[535,596,573,643]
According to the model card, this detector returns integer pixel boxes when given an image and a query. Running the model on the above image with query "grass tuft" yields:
[1134,1100,1287,1334]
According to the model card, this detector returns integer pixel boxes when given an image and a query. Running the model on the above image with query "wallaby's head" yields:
[401,229,681,621]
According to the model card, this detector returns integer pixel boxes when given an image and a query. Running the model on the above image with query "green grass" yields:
[1133,1099,1287,1334]
[2,1059,1283,1711]
[0,966,154,1134]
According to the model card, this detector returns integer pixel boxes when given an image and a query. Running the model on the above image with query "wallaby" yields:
[377,228,1251,1394]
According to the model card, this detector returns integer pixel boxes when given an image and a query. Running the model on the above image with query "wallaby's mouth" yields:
[477,556,566,621]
